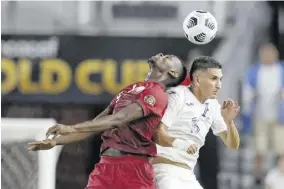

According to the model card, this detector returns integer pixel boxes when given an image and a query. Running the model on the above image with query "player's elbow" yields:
[154,127,173,147]
[227,140,240,150]
[111,112,129,125]
[234,140,240,150]
[155,131,166,146]
[229,144,239,150]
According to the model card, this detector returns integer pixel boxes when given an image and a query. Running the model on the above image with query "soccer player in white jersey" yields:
[151,56,240,189]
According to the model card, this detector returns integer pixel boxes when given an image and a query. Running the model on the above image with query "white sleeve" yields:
[211,101,227,135]
[161,89,184,128]
[264,170,275,186]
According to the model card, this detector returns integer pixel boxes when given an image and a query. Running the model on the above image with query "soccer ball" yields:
[183,10,218,45]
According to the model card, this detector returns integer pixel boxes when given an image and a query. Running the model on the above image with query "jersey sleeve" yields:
[161,87,184,128]
[211,100,228,135]
[136,86,168,117]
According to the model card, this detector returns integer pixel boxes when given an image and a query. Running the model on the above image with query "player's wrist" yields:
[225,120,234,125]
[172,139,191,151]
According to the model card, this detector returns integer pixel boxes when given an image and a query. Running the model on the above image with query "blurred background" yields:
[1,1,284,189]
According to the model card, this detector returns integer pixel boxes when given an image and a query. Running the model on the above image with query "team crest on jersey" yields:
[144,95,156,106]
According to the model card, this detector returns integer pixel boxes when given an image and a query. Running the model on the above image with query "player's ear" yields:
[168,71,179,78]
[193,74,200,86]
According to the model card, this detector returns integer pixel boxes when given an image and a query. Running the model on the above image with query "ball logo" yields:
[186,17,198,29]
[194,33,206,43]
[205,19,215,30]
[196,10,207,13]
[144,95,156,106]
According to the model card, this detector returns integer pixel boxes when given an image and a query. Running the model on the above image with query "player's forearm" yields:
[224,121,240,149]
[156,133,195,152]
[71,103,144,133]
[71,112,119,133]
[54,133,93,145]
[54,108,111,145]
[72,112,132,133]
[71,119,115,133]
[155,133,175,147]
[155,124,192,151]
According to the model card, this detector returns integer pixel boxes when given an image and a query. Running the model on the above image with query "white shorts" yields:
[153,164,203,189]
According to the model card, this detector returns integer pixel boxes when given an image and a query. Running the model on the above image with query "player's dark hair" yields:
[189,56,222,81]
[167,61,188,87]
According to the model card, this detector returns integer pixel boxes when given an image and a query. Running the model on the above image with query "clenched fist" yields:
[187,144,198,154]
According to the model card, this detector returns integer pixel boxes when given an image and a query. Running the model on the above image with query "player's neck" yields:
[189,86,207,104]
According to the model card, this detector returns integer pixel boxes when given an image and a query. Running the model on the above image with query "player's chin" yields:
[210,94,217,99]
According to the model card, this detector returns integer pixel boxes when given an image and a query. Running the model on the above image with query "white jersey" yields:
[265,168,284,189]
[156,86,227,169]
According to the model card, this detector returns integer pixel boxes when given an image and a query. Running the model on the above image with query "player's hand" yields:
[28,139,56,151]
[46,124,76,139]
[187,144,198,154]
[221,99,240,123]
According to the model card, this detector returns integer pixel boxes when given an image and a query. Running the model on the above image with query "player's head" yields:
[189,56,222,99]
[259,43,279,64]
[145,53,187,87]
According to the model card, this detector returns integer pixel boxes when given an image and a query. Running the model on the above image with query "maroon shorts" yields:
[86,155,155,189]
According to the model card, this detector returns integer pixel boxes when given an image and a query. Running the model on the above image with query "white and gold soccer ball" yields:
[183,10,218,45]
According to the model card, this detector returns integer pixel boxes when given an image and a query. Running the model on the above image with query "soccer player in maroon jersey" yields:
[28,53,187,189]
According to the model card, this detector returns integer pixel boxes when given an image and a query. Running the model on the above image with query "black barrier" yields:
[1,35,220,104]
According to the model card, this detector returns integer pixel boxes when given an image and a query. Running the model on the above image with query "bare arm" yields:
[155,122,198,153]
[217,121,240,150]
[55,107,112,145]
[70,103,144,133]
[155,122,175,147]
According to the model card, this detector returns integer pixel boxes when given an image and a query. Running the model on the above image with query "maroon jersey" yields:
[101,81,168,157]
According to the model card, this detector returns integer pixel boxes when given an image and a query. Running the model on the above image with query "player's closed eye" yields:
[212,76,222,81]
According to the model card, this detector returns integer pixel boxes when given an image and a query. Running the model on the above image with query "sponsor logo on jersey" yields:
[168,90,176,95]
[186,102,194,106]
[129,84,145,95]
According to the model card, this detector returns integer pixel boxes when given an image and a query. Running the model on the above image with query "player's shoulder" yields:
[166,86,187,102]
[206,99,221,110]
[135,81,168,101]
[137,81,165,91]
[122,81,164,93]
[167,85,187,95]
